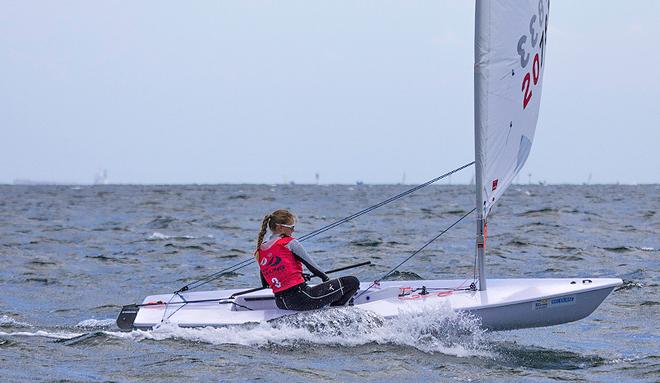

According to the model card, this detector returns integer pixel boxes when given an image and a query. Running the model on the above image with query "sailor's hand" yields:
[302,273,313,281]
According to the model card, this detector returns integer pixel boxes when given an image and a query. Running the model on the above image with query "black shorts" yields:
[275,276,360,311]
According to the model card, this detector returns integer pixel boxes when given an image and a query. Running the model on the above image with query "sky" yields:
[1,1,658,185]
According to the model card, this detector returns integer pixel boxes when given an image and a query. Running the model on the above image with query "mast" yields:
[474,0,487,291]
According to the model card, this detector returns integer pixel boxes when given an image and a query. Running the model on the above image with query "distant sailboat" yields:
[94,169,108,185]
[118,0,620,331]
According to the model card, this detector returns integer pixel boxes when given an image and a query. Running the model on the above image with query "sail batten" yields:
[475,0,550,219]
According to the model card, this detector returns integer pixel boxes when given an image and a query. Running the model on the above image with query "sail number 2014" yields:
[518,0,549,110]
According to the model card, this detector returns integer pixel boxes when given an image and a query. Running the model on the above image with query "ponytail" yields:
[254,214,271,260]
[254,209,296,260]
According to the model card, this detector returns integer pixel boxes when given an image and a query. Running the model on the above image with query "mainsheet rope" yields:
[174,161,475,294]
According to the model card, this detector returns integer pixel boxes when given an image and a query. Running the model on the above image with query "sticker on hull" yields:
[533,295,576,310]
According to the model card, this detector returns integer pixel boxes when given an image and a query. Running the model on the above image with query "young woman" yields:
[255,209,360,311]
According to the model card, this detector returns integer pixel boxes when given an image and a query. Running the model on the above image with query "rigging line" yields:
[178,260,255,293]
[183,259,252,290]
[297,161,475,243]
[163,293,191,322]
[175,258,254,293]
[355,207,476,300]
[160,290,180,323]
[175,161,474,293]
[176,259,251,292]
[161,292,188,322]
[163,301,186,323]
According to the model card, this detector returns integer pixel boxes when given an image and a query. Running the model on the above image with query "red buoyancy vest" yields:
[258,236,304,293]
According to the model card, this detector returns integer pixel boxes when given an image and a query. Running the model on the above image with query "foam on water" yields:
[0,315,32,328]
[148,232,194,240]
[75,318,116,329]
[0,330,84,339]
[147,232,213,241]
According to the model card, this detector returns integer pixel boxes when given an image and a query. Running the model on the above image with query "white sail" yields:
[474,0,549,219]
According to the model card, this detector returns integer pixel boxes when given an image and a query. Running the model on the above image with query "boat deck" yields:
[128,278,622,330]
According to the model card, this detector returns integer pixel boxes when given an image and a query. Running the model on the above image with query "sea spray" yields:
[106,300,491,357]
[382,300,488,355]
[270,305,385,338]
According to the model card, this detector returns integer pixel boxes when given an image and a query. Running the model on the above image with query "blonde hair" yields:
[254,209,295,259]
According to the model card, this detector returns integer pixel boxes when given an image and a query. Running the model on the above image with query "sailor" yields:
[255,209,360,310]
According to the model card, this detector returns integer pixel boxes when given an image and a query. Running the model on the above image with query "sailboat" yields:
[117,0,621,331]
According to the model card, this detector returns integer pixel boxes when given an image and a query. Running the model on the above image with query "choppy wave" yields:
[492,341,607,370]
[146,216,177,229]
[1,184,657,381]
[601,246,657,253]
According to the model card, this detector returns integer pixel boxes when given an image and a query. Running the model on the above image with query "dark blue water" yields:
[0,184,658,382]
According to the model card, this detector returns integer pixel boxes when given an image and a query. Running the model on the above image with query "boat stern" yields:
[116,304,139,331]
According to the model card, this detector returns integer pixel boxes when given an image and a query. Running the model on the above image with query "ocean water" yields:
[0,184,657,382]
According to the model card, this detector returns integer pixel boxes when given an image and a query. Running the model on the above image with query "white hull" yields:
[121,277,621,331]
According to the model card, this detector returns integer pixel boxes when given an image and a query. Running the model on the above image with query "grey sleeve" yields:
[287,239,328,280]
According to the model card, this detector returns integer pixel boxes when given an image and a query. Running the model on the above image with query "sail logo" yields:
[517,0,549,110]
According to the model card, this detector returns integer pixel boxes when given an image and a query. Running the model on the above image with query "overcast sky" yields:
[1,1,658,185]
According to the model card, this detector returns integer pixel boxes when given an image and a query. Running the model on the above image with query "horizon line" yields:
[2,181,658,187]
